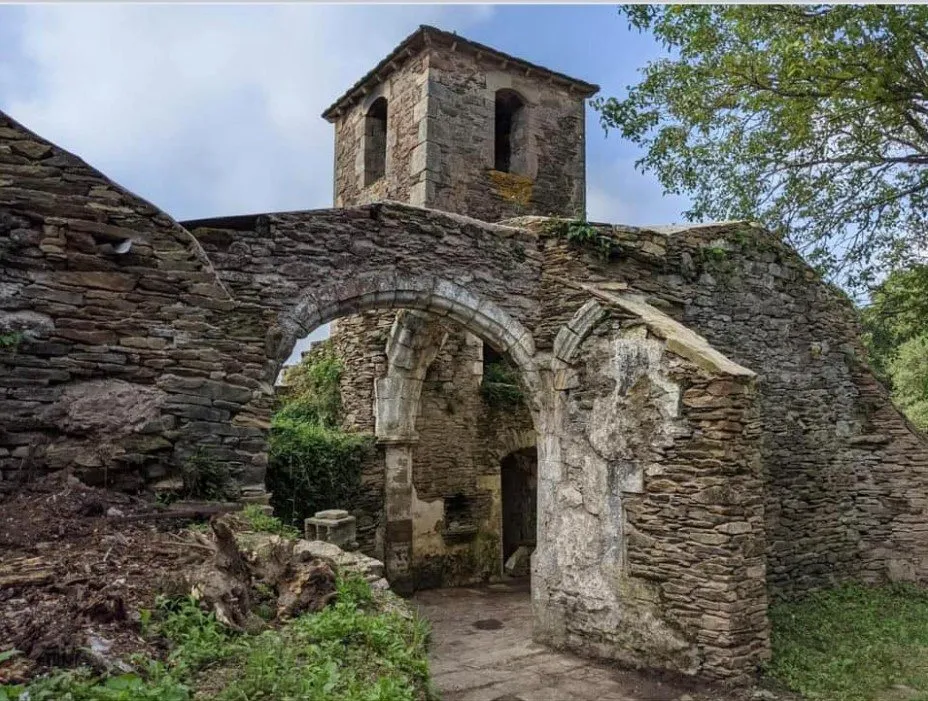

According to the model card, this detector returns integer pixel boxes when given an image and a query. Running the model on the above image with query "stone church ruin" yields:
[2,24,928,684]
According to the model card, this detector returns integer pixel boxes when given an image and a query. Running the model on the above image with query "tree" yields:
[860,263,928,430]
[595,5,928,289]
[888,334,928,431]
[860,263,928,381]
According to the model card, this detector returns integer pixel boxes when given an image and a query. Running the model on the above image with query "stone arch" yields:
[534,286,770,681]
[267,273,545,589]
[375,310,447,442]
[273,271,542,415]
[369,308,541,587]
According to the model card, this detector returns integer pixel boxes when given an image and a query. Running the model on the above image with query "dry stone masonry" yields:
[3,24,928,685]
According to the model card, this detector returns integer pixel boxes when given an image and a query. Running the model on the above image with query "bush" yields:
[266,418,374,528]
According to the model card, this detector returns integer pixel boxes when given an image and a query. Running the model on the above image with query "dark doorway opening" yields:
[501,446,537,566]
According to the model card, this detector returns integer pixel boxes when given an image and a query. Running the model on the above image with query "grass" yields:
[237,504,301,539]
[767,583,928,700]
[1,576,435,701]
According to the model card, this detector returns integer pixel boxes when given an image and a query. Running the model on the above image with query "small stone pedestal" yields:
[305,509,358,551]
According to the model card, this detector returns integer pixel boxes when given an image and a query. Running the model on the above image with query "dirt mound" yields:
[0,472,214,682]
[0,472,349,686]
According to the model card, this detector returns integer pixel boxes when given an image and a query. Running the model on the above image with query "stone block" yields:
[305,509,359,551]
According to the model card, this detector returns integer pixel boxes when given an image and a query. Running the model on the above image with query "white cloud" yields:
[584,151,690,226]
[0,4,495,221]
[586,184,633,224]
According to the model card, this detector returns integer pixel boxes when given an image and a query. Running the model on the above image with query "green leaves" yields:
[860,263,928,381]
[239,504,301,539]
[270,337,374,528]
[481,356,526,408]
[0,668,190,701]
[597,5,928,290]
[266,419,374,529]
[1,585,434,701]
[277,339,344,429]
[888,333,928,430]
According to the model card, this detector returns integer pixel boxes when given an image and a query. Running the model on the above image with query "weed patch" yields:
[2,577,434,701]
[767,583,928,700]
[544,218,617,260]
[237,504,301,539]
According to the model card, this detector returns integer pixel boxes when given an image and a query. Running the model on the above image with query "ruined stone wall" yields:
[0,112,270,492]
[326,312,392,557]
[424,46,587,222]
[329,312,393,433]
[1,101,544,498]
[524,218,928,600]
[535,300,769,683]
[183,204,543,347]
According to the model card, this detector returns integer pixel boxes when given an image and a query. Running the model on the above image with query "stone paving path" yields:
[410,581,764,701]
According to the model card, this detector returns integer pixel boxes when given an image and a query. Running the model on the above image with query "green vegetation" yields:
[767,583,928,700]
[1,577,434,701]
[0,331,23,352]
[480,356,525,409]
[544,218,616,260]
[276,339,343,428]
[238,504,301,539]
[179,449,238,502]
[860,264,928,431]
[268,339,375,528]
[596,5,928,289]
[267,420,374,528]
[888,335,928,431]
[861,264,928,382]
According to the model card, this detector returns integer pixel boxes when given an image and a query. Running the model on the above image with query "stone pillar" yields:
[382,439,416,593]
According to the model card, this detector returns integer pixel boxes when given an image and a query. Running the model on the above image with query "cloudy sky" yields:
[0,3,691,361]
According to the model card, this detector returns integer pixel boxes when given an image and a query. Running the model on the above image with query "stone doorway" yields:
[500,447,537,575]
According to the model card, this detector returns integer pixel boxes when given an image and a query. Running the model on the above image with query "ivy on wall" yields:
[480,355,525,409]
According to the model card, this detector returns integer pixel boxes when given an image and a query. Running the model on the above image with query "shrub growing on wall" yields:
[268,339,375,527]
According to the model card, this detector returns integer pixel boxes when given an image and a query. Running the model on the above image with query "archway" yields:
[266,273,549,592]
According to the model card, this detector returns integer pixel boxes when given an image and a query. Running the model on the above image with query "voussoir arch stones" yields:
[273,271,541,400]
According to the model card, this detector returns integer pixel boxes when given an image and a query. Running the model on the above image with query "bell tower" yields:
[322,25,599,222]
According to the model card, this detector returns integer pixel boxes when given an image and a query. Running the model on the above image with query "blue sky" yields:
[0,3,691,361]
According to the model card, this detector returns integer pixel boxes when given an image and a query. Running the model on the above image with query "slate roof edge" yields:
[321,24,600,122]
